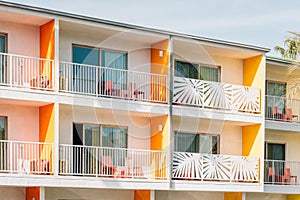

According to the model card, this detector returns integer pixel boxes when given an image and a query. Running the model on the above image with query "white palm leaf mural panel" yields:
[202,154,232,181]
[231,156,259,182]
[173,77,203,106]
[172,152,202,180]
[232,85,261,112]
[203,81,232,109]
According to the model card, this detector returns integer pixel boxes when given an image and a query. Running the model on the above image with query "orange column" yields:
[134,190,150,200]
[26,187,40,200]
[150,115,169,179]
[150,39,169,102]
[224,192,242,200]
[39,103,55,173]
[40,20,55,89]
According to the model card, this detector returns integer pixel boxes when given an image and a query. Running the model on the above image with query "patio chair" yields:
[285,108,298,122]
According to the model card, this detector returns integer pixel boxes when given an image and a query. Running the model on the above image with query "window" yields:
[0,117,6,170]
[0,34,7,84]
[175,61,220,82]
[174,132,219,154]
[72,45,128,94]
[265,142,285,176]
[0,117,6,140]
[73,123,127,148]
[266,81,286,115]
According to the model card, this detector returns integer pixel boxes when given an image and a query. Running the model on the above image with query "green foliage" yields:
[274,31,300,60]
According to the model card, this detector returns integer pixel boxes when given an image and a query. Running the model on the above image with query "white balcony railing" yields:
[59,144,167,179]
[0,140,53,174]
[59,61,167,103]
[173,152,260,182]
[265,95,300,123]
[173,77,261,113]
[265,160,300,185]
[0,53,54,90]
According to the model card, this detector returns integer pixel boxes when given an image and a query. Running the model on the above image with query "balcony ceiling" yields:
[60,21,168,47]
[0,98,52,107]
[173,39,261,60]
[267,63,300,78]
[0,10,51,26]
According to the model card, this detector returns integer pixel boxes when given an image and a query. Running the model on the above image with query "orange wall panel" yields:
[150,39,169,102]
[150,115,169,179]
[134,190,150,200]
[224,192,242,200]
[39,103,55,172]
[26,187,40,200]
[242,124,262,157]
[40,20,55,88]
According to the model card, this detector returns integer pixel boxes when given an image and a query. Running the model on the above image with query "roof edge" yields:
[1,0,270,53]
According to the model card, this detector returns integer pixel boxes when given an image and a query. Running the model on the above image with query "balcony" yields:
[266,95,300,123]
[0,53,54,90]
[265,160,299,185]
[59,144,167,180]
[59,61,167,103]
[173,77,261,113]
[0,140,53,175]
[172,152,260,183]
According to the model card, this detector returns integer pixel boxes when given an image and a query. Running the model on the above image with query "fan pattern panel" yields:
[173,77,261,113]
[172,152,259,182]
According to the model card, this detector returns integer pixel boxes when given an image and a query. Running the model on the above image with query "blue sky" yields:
[6,0,300,55]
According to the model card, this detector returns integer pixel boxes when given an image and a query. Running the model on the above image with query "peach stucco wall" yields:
[0,21,39,56]
[0,104,39,141]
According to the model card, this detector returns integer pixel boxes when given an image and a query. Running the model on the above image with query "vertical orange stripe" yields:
[150,39,169,102]
[134,190,150,200]
[26,187,40,200]
[40,20,55,89]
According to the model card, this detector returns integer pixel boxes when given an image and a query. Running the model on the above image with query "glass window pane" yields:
[101,126,127,148]
[199,134,219,154]
[0,35,6,84]
[174,132,198,153]
[84,125,100,147]
[0,117,6,140]
[266,81,286,114]
[200,66,219,82]
[73,46,99,66]
[72,46,98,93]
[101,50,127,90]
[175,61,198,79]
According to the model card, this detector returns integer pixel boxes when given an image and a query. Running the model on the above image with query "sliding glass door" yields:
[0,34,6,84]
[0,117,7,171]
[175,61,220,82]
[101,50,127,94]
[72,46,99,94]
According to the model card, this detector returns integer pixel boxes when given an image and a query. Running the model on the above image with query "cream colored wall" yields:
[172,117,242,155]
[45,188,134,200]
[156,191,223,200]
[0,187,25,200]
[173,54,243,85]
[0,104,39,141]
[59,29,151,73]
[266,130,300,161]
[246,193,286,200]
[59,106,150,150]
[0,21,39,56]
[266,65,300,99]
